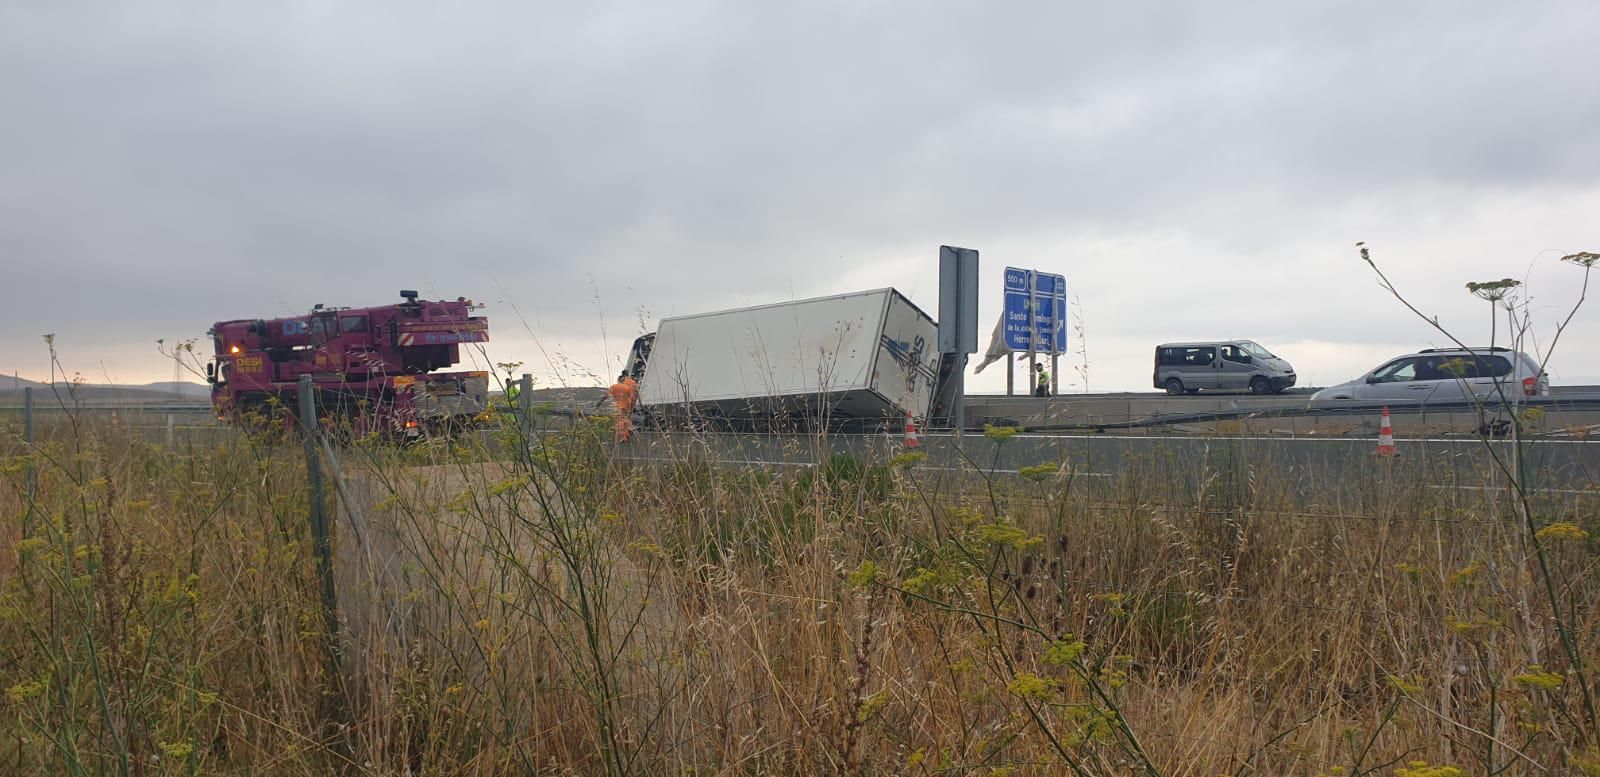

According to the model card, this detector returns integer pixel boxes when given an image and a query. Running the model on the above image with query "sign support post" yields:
[938,246,980,437]
[1028,272,1038,397]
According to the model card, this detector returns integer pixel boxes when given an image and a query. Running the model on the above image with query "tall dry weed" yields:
[1,409,1596,775]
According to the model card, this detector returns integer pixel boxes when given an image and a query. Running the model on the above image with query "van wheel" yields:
[1250,377,1271,395]
[1165,378,1184,396]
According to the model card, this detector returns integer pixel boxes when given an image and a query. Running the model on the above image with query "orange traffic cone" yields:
[903,410,921,449]
[1376,406,1398,457]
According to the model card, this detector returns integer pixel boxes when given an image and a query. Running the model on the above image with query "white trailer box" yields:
[638,288,940,426]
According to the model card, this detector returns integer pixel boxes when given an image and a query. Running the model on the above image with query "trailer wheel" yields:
[1164,378,1185,396]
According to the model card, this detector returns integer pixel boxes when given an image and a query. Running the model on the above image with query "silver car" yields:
[1310,347,1549,402]
[1153,340,1297,395]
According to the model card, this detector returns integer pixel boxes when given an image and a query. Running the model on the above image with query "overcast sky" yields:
[3,1,1598,392]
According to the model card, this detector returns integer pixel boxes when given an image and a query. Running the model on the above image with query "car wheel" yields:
[1165,378,1184,396]
[1250,376,1271,395]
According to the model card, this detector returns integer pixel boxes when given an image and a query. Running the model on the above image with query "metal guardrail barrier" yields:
[6,393,1600,438]
[1012,396,1600,433]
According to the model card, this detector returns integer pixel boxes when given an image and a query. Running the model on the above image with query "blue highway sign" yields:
[1001,267,1068,354]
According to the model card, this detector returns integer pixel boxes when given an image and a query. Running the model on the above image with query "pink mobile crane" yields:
[206,290,490,436]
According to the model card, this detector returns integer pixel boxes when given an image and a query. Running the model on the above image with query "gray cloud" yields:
[3,1,1598,388]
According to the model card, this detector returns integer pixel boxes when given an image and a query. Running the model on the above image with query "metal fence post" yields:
[519,373,533,441]
[296,375,340,689]
[165,413,175,449]
[23,387,34,534]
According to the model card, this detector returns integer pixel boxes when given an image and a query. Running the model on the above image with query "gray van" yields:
[1153,341,1296,395]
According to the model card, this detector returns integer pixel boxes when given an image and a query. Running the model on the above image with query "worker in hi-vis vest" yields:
[1034,363,1051,397]
[605,372,639,442]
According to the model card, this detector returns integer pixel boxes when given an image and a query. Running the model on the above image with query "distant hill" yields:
[1,375,48,391]
[526,387,608,404]
[0,377,210,405]
[136,382,211,399]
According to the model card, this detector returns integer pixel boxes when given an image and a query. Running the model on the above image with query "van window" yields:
[1220,345,1250,364]
[1159,346,1217,366]
[1478,355,1513,377]
[1241,341,1275,359]
[1431,355,1513,379]
[1371,358,1419,383]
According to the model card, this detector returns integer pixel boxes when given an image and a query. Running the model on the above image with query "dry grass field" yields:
[2,411,1597,775]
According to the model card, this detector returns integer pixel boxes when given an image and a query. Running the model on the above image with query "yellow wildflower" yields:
[1394,762,1464,777]
[7,678,47,704]
[1572,749,1600,777]
[1043,639,1086,666]
[489,475,528,496]
[1512,666,1563,691]
[977,523,1042,550]
[847,560,880,589]
[1446,562,1480,587]
[889,451,927,468]
[855,690,887,723]
[1018,462,1058,482]
[982,424,1020,443]
[1006,672,1056,701]
[1536,522,1588,542]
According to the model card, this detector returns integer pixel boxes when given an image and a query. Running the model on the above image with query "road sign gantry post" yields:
[939,246,980,436]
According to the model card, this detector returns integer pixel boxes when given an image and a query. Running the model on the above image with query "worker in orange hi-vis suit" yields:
[607,372,639,442]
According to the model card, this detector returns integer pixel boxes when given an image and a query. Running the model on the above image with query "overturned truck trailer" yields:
[627,288,951,431]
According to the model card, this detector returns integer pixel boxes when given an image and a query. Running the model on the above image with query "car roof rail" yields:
[1416,346,1512,354]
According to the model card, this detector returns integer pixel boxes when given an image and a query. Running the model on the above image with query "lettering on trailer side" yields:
[400,321,489,333]
[398,331,489,346]
[880,334,939,393]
